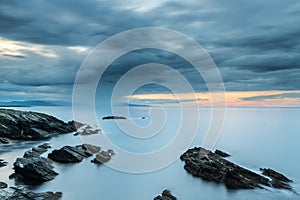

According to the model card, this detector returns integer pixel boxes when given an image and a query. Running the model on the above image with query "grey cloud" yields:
[240,92,300,101]
[1,0,300,103]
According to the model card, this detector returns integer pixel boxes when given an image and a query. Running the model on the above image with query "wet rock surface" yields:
[180,147,294,191]
[0,108,76,140]
[12,156,58,184]
[154,190,177,200]
[48,144,100,163]
[0,186,62,200]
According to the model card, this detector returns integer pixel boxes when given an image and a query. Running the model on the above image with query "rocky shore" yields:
[0,109,76,140]
[180,147,294,191]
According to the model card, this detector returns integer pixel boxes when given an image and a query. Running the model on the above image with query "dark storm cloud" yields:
[0,0,147,46]
[0,0,300,102]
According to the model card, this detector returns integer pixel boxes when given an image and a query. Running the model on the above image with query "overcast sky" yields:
[0,0,300,106]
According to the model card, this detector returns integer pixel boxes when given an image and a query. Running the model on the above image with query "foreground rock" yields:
[0,186,62,200]
[154,190,177,200]
[0,108,76,140]
[12,156,58,184]
[48,144,100,163]
[91,149,115,164]
[180,147,293,191]
[102,116,127,120]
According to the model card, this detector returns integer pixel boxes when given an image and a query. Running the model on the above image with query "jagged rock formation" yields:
[48,144,100,163]
[180,147,294,191]
[154,190,177,200]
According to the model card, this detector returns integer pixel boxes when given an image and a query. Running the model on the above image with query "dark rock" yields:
[23,143,51,158]
[260,168,293,190]
[214,149,230,157]
[82,144,101,154]
[0,159,8,168]
[0,137,9,144]
[154,190,177,200]
[13,156,58,183]
[67,120,84,130]
[271,179,292,190]
[91,150,114,164]
[0,108,76,140]
[102,116,127,120]
[260,168,292,182]
[180,147,274,190]
[0,186,62,200]
[0,182,7,189]
[48,145,96,163]
[38,143,52,149]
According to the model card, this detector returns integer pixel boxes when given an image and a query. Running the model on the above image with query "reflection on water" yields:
[0,106,299,200]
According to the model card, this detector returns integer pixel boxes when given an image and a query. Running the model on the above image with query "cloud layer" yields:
[0,0,300,104]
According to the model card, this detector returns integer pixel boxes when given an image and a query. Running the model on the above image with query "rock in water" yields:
[214,149,230,157]
[13,156,58,183]
[0,108,76,140]
[154,190,177,200]
[0,159,8,168]
[260,168,292,182]
[48,144,99,163]
[180,147,294,191]
[0,137,9,144]
[260,168,293,190]
[0,182,7,189]
[0,186,62,200]
[102,116,127,120]
[91,149,115,164]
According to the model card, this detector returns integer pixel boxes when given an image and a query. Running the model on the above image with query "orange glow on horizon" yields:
[127,90,300,107]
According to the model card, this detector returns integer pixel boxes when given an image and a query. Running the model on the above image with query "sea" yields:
[0,106,299,200]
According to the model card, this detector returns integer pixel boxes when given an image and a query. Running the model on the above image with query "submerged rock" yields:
[48,144,100,163]
[0,186,62,200]
[180,147,294,191]
[0,108,76,140]
[13,156,58,184]
[154,190,177,200]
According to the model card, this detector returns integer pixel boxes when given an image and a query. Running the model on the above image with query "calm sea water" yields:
[0,106,299,200]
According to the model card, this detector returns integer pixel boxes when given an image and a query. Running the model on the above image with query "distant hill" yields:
[0,100,71,107]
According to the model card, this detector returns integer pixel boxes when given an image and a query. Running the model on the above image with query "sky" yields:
[0,0,300,107]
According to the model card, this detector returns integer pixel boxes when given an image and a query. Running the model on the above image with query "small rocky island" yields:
[180,147,294,191]
[102,115,127,120]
